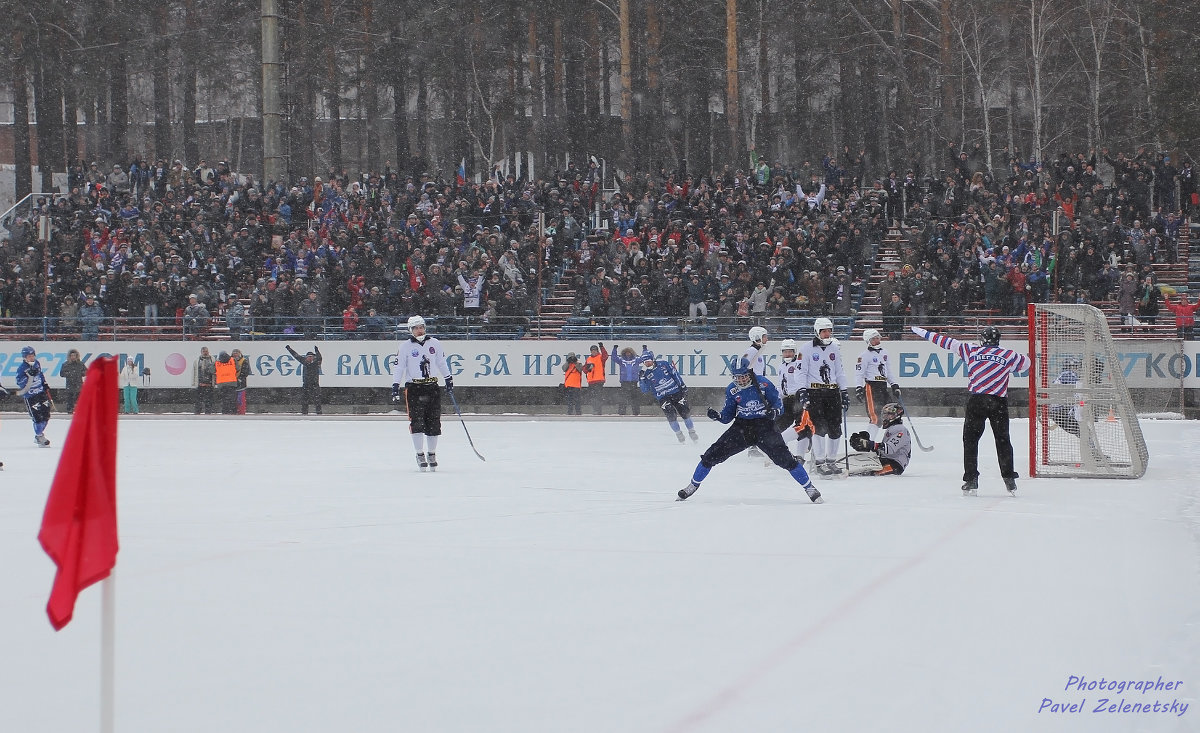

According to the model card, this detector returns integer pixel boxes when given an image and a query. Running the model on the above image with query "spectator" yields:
[1137,276,1161,329]
[610,344,644,416]
[225,296,246,340]
[214,350,239,414]
[583,343,608,415]
[59,349,87,413]
[193,346,216,414]
[119,357,140,414]
[79,294,105,340]
[59,295,80,334]
[562,352,583,415]
[231,348,250,414]
[1163,293,1199,340]
[882,292,907,339]
[183,294,210,337]
[284,344,323,415]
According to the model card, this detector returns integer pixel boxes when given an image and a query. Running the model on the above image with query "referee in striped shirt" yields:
[911,325,1032,496]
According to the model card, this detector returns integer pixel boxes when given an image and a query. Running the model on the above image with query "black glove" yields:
[854,386,865,403]
[26,362,40,377]
[391,383,402,403]
[890,383,902,399]
[596,343,604,351]
[796,388,809,412]
[841,390,850,411]
[766,407,780,421]
[444,376,454,394]
[706,408,722,421]
[849,431,873,452]
[680,385,688,398]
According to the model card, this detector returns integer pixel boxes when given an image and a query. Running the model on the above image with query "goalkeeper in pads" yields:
[677,358,823,504]
[847,402,911,476]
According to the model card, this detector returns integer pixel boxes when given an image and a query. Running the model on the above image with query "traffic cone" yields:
[1106,406,1117,422]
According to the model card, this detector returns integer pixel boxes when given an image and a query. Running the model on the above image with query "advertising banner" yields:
[3,339,1198,390]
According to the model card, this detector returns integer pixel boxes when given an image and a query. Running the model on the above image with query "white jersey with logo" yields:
[855,346,895,387]
[392,336,452,385]
[797,338,849,391]
[777,357,806,397]
[741,343,766,376]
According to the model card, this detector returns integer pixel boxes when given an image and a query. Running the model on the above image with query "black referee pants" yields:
[963,393,1017,481]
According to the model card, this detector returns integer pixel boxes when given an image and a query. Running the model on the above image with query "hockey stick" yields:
[895,393,934,452]
[448,391,486,461]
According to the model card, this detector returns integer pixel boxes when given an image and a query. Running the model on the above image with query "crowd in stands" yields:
[0,143,1194,340]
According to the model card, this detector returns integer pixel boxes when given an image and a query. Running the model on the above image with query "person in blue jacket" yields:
[611,343,644,416]
[638,350,697,443]
[678,358,822,503]
[15,346,54,446]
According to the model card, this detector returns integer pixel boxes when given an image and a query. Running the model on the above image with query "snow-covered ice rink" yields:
[3,412,1198,733]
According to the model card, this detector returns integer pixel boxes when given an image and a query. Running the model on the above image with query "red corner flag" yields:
[38,356,120,631]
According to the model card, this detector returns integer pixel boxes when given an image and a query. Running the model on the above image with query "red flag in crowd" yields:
[38,356,120,631]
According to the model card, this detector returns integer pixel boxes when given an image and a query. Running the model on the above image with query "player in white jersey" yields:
[391,315,454,472]
[854,328,901,435]
[796,317,851,475]
[742,326,769,458]
[848,402,911,475]
[775,338,814,462]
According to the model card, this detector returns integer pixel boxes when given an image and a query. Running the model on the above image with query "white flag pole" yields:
[100,573,116,733]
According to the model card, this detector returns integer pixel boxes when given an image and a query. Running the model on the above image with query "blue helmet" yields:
[21,346,36,358]
[730,357,754,387]
[640,350,656,366]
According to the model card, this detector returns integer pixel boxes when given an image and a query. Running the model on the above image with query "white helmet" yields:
[814,317,834,345]
[780,338,797,353]
[407,315,427,341]
[748,326,768,345]
[862,328,882,344]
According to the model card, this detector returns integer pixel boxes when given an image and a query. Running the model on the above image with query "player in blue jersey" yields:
[15,346,54,446]
[678,358,823,503]
[638,350,698,443]
[911,324,1031,495]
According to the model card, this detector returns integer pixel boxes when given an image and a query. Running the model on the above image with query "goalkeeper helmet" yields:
[730,358,754,388]
[748,326,768,345]
[980,326,1002,347]
[880,402,904,427]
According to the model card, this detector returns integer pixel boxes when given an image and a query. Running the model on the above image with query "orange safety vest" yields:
[563,362,583,388]
[215,358,238,386]
[584,352,607,385]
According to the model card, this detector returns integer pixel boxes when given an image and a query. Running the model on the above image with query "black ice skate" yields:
[677,481,700,501]
[804,484,824,504]
[35,434,50,447]
[962,478,979,496]
[1003,476,1017,495]
[416,452,428,472]
[427,453,438,472]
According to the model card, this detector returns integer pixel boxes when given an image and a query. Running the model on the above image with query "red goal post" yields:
[1027,303,1149,479]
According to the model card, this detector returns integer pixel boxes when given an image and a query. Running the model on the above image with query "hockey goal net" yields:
[1027,303,1149,478]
